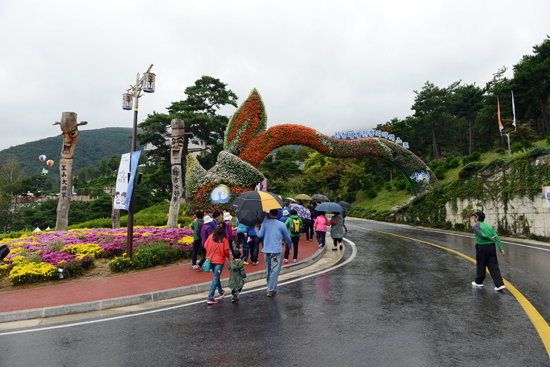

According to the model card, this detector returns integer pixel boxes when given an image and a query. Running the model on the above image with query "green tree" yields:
[450,83,484,155]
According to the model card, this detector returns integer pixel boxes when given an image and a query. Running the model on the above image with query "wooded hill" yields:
[0,128,143,182]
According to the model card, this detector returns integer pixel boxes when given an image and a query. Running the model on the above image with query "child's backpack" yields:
[290,218,303,236]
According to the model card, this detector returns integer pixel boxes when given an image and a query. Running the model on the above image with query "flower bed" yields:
[0,226,198,285]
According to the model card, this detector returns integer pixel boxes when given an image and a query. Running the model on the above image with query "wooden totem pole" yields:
[53,112,87,231]
[167,119,186,228]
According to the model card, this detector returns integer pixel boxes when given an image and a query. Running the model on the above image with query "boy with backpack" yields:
[284,209,303,263]
[190,211,205,270]
[228,249,247,303]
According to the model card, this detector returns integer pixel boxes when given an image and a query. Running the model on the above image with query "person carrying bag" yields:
[204,222,231,304]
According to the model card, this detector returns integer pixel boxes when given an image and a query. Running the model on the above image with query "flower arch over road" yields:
[186,89,438,211]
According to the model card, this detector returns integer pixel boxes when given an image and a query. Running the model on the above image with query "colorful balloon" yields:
[39,155,47,162]
[46,160,54,166]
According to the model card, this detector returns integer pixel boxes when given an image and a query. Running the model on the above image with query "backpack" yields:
[290,218,303,235]
[196,221,204,241]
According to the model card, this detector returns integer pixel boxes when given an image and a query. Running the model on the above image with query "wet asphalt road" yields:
[1,220,549,366]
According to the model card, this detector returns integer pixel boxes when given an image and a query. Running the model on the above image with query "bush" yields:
[366,189,377,199]
[459,162,485,178]
[462,152,481,165]
[454,223,465,231]
[384,183,393,191]
[9,261,57,285]
[546,136,550,146]
[524,146,550,159]
[108,256,132,272]
[393,179,407,191]
[483,157,507,171]
[495,147,505,154]
[522,139,533,150]
[446,158,459,169]
[511,142,524,153]
[434,166,446,180]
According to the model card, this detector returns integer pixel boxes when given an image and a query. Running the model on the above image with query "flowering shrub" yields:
[224,88,267,155]
[0,226,196,285]
[186,151,263,212]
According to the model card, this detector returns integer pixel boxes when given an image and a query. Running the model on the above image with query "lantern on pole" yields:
[122,93,133,110]
[143,72,156,93]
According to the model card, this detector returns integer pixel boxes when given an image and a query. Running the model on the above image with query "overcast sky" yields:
[0,0,548,153]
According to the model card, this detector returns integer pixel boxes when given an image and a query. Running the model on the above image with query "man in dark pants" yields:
[471,211,506,291]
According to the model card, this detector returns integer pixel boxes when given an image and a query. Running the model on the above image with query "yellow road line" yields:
[349,224,550,358]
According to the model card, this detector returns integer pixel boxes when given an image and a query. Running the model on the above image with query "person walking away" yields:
[303,205,315,242]
[314,211,329,248]
[279,210,290,224]
[471,211,506,291]
[330,212,345,251]
[205,222,231,304]
[190,211,205,270]
[248,224,261,265]
[198,215,216,270]
[256,209,292,296]
[284,209,303,263]
[223,212,235,251]
[228,249,247,303]
[235,219,249,250]
[240,237,250,264]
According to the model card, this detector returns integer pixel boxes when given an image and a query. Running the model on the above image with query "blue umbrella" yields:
[315,202,344,213]
[289,203,310,220]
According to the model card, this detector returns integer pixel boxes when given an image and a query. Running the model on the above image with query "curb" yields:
[0,246,326,323]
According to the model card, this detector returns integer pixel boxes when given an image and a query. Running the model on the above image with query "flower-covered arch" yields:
[186,89,437,211]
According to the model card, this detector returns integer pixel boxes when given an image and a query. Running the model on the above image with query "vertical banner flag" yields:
[114,153,131,210]
[511,91,517,130]
[497,97,504,134]
[124,150,142,211]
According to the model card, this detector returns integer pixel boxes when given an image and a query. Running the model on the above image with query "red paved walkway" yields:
[0,236,319,313]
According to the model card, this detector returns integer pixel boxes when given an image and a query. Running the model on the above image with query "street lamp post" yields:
[122,64,155,258]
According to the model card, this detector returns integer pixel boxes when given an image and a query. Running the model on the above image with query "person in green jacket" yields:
[228,250,247,303]
[471,211,506,291]
[284,209,304,263]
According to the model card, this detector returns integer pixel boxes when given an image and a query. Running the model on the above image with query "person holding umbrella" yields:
[330,212,345,251]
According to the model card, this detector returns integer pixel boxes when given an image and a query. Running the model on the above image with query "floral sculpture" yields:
[186,89,437,211]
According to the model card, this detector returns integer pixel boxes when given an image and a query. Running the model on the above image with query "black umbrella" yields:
[311,194,329,202]
[235,209,267,227]
[228,191,284,211]
[0,245,10,261]
[315,202,344,213]
[338,201,352,210]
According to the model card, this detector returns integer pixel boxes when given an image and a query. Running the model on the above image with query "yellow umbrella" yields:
[295,194,313,201]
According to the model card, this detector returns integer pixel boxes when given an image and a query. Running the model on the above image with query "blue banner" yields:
[124,150,142,211]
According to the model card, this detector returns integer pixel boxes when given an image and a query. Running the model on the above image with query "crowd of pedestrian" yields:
[189,200,347,305]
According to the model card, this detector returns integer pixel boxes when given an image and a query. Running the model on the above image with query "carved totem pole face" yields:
[58,112,85,159]
[171,119,185,165]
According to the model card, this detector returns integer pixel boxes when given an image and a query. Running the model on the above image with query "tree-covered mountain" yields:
[0,127,143,181]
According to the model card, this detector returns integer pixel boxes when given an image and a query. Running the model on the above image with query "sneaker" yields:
[283,259,288,263]
[197,266,203,272]
[243,261,249,265]
[253,262,259,265]
[494,285,506,291]
[293,259,297,263]
[207,297,217,304]
[219,290,226,298]
[267,291,277,297]
[191,265,198,270]
[472,281,483,287]
[231,295,237,303]
[340,245,343,250]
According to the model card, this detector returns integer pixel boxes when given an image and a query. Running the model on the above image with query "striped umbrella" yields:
[228,191,284,212]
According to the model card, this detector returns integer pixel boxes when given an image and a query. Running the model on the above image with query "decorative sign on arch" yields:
[185,88,438,212]
[210,184,231,203]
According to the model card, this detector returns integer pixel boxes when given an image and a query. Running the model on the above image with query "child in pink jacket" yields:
[314,211,330,248]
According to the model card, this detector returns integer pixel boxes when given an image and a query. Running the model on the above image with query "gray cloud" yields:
[0,0,548,153]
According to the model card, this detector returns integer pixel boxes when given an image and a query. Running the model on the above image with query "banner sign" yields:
[334,130,409,149]
[114,153,131,210]
[124,151,142,211]
[410,171,430,183]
